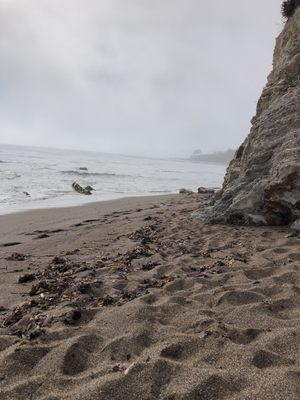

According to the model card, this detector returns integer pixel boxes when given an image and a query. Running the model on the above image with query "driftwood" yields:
[72,182,92,195]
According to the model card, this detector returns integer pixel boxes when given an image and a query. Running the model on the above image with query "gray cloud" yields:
[0,0,283,156]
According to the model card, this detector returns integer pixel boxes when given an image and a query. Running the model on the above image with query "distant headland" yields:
[189,148,235,165]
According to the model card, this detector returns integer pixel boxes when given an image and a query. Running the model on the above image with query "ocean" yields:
[0,144,226,215]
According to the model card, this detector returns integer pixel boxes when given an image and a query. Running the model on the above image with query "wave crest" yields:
[61,170,117,177]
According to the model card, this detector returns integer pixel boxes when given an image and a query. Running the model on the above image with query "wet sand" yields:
[0,193,299,399]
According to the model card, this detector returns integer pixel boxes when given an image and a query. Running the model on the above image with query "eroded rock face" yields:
[203,9,300,226]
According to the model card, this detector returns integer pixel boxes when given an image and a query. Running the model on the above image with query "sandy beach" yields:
[0,193,299,400]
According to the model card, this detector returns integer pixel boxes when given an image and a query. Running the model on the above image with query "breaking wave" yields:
[149,190,172,193]
[3,172,21,180]
[61,170,120,177]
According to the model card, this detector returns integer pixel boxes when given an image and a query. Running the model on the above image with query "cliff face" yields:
[204,8,300,226]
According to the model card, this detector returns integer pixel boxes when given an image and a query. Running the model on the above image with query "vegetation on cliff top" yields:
[282,0,300,19]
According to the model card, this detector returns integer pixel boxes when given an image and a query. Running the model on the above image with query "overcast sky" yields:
[0,0,284,157]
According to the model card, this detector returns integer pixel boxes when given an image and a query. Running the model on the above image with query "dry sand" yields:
[0,193,299,400]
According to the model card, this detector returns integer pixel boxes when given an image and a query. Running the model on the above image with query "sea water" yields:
[0,144,226,214]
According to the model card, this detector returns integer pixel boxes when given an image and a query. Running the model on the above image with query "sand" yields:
[0,193,299,400]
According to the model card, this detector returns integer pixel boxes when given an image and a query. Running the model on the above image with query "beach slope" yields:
[0,193,299,399]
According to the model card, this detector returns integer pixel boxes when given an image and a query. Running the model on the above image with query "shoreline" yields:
[0,194,178,249]
[0,192,177,217]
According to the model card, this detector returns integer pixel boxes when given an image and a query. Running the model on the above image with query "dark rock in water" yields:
[72,181,92,195]
[79,167,88,171]
[23,191,30,197]
[85,185,94,191]
[198,9,300,226]
[18,273,36,284]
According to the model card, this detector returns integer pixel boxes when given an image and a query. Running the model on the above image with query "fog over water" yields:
[0,0,283,157]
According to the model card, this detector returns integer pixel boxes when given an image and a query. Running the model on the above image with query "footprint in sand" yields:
[160,338,200,361]
[62,334,102,376]
[180,374,247,400]
[227,328,262,345]
[101,330,152,363]
[273,271,299,285]
[0,346,51,378]
[217,290,264,306]
[252,349,294,369]
[0,336,16,352]
[262,297,299,318]
[244,267,277,280]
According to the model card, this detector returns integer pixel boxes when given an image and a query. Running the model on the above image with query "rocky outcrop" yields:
[200,8,300,226]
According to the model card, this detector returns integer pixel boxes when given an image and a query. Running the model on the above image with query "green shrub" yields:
[282,0,300,19]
